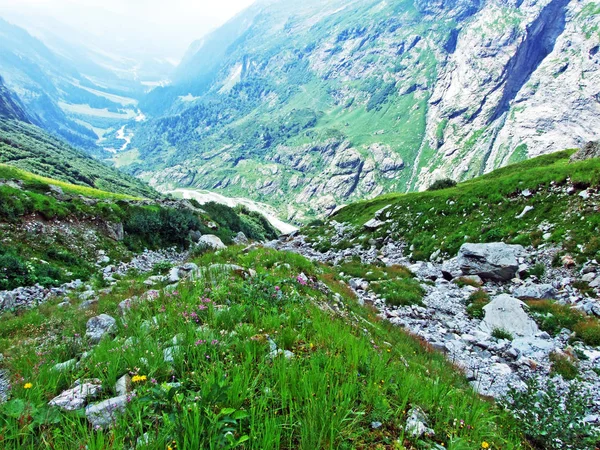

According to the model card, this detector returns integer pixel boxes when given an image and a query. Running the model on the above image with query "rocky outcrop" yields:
[458,243,524,281]
[571,141,600,162]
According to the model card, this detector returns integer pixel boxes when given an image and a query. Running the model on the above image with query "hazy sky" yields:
[0,0,256,62]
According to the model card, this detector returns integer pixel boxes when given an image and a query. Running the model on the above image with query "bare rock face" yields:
[458,243,524,281]
[570,141,600,162]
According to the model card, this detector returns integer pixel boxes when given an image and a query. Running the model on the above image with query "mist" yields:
[0,0,256,64]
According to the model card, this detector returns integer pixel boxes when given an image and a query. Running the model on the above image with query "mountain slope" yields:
[0,77,30,122]
[131,0,600,222]
[304,147,600,264]
[0,18,144,156]
[0,118,158,199]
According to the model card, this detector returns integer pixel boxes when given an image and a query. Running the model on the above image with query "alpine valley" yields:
[1,1,600,449]
[124,0,600,221]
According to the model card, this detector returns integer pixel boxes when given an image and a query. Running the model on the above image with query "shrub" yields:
[549,352,578,380]
[427,178,457,191]
[491,328,514,341]
[454,276,482,288]
[527,300,600,346]
[466,289,490,319]
[501,377,599,449]
[573,321,600,346]
[529,262,546,279]
[152,261,173,275]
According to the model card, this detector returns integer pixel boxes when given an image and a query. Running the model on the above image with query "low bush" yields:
[427,178,457,191]
[549,352,579,380]
[491,328,514,341]
[502,377,598,449]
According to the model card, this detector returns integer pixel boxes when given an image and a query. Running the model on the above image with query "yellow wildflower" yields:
[481,442,490,449]
[131,375,147,383]
[23,383,33,389]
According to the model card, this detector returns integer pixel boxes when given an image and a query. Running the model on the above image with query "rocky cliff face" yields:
[132,0,600,221]
[417,0,600,189]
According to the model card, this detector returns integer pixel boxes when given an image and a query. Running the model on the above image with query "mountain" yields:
[0,76,30,122]
[0,118,158,199]
[131,0,600,222]
[0,18,145,157]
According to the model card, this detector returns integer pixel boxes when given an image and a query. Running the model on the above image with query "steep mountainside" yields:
[0,118,158,199]
[131,0,600,222]
[0,19,145,156]
[0,77,29,123]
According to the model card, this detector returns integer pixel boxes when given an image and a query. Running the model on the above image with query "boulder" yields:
[85,395,128,428]
[115,374,132,396]
[512,283,558,300]
[233,232,249,245]
[197,235,226,250]
[480,294,539,337]
[458,243,524,281]
[364,218,385,230]
[86,314,117,344]
[404,406,435,438]
[49,380,102,411]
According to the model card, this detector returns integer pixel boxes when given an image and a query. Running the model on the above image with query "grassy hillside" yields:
[0,119,158,199]
[0,246,525,449]
[0,167,277,291]
[305,150,600,263]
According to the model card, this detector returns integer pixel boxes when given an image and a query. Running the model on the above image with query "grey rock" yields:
[168,267,181,283]
[589,277,600,289]
[233,232,249,245]
[114,374,132,396]
[404,406,435,438]
[512,283,558,300]
[570,141,600,162]
[582,272,597,283]
[79,299,98,310]
[364,218,385,230]
[480,294,539,337]
[86,314,117,344]
[49,380,102,411]
[53,359,77,372]
[458,243,524,281]
[197,235,226,250]
[85,395,128,428]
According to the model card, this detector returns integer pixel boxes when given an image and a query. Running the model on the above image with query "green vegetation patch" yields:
[0,246,524,449]
[309,150,600,262]
[526,300,600,346]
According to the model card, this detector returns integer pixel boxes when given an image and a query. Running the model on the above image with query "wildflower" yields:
[481,442,490,449]
[275,286,280,291]
[131,375,147,383]
[23,382,33,389]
